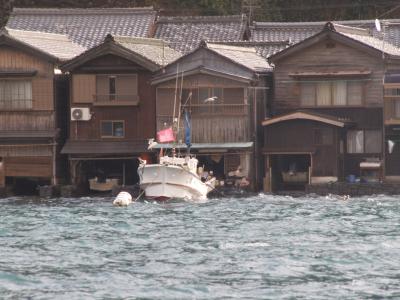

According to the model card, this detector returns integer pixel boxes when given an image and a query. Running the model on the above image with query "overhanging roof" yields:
[262,111,351,127]
[61,140,148,155]
[152,66,253,85]
[152,142,253,150]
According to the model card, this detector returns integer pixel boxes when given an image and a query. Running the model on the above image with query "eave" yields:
[152,66,254,85]
[60,38,160,72]
[262,111,352,128]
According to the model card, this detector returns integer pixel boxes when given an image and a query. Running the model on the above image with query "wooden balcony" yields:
[182,103,250,116]
[0,111,55,131]
[157,104,251,143]
[93,94,140,106]
[0,99,32,110]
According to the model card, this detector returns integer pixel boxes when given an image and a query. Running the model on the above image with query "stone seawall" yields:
[306,182,400,196]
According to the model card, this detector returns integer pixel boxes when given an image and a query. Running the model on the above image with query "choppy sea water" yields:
[1,194,400,299]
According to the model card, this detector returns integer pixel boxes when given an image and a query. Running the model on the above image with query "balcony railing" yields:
[182,103,250,116]
[93,94,140,106]
[0,99,33,110]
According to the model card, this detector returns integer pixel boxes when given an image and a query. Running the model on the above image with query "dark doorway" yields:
[270,154,311,191]
[6,177,50,196]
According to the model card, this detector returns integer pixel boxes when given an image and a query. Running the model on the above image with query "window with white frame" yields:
[300,80,363,107]
[347,130,382,153]
[0,80,32,110]
[101,121,124,138]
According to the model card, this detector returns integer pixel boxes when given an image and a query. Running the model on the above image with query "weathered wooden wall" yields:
[0,46,54,111]
[69,55,156,142]
[156,74,251,143]
[263,119,340,177]
[272,39,384,112]
[4,156,52,178]
[0,44,56,184]
[0,112,54,130]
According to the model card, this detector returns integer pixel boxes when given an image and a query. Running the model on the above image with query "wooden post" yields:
[70,160,78,185]
[0,159,5,188]
[122,162,126,187]
[52,141,57,185]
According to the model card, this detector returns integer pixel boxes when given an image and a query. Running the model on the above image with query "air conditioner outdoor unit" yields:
[71,107,91,121]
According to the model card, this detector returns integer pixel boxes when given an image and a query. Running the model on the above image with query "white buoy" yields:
[113,191,133,206]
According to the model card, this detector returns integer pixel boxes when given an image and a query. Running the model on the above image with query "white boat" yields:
[138,155,215,201]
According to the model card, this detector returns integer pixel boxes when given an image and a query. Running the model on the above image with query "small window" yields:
[101,121,124,138]
[0,80,32,110]
[395,100,400,118]
[300,83,315,106]
[109,76,116,101]
[347,130,364,153]
[316,82,331,106]
[384,87,400,96]
[347,130,382,153]
[332,81,347,106]
[347,81,362,105]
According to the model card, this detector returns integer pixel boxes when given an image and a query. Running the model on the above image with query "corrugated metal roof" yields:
[6,28,85,61]
[61,140,148,155]
[154,15,247,54]
[113,36,181,66]
[7,7,156,49]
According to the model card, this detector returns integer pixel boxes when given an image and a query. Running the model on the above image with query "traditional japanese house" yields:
[152,41,271,189]
[60,35,180,191]
[0,28,84,193]
[154,15,248,54]
[262,22,400,192]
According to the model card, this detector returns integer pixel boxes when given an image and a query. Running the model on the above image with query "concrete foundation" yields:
[306,182,400,196]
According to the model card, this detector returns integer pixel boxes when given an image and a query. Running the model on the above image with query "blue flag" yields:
[184,109,191,147]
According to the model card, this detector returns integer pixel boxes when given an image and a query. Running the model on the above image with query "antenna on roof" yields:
[375,19,381,32]
[242,0,260,26]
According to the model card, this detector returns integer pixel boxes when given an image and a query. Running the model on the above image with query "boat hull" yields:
[138,164,211,200]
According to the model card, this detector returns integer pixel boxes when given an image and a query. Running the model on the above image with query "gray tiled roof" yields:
[154,15,247,54]
[6,28,85,61]
[206,42,271,72]
[208,40,290,59]
[251,19,400,48]
[113,36,182,66]
[7,7,156,49]
[338,32,400,56]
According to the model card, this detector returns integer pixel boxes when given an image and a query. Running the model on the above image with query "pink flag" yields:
[157,127,175,143]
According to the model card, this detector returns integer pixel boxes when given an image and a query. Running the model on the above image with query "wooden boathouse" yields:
[60,35,180,192]
[0,28,84,194]
[152,41,271,190]
[262,22,399,192]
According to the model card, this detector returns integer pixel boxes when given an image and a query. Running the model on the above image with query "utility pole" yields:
[241,0,261,25]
